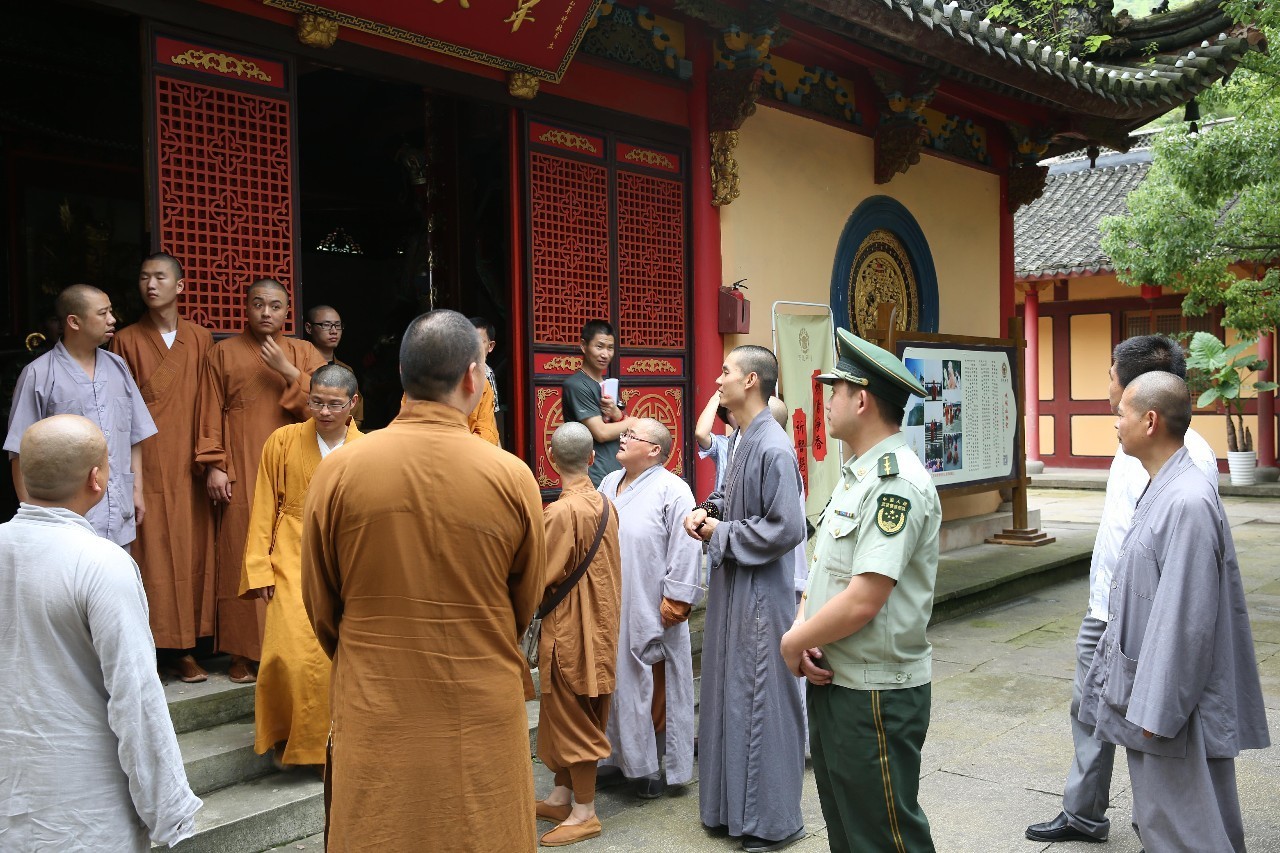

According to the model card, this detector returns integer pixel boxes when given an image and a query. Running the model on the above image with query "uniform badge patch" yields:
[875,494,911,536]
[878,453,899,478]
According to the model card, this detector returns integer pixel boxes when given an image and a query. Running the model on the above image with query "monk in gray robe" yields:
[686,345,807,853]
[1079,372,1269,852]
[598,417,703,799]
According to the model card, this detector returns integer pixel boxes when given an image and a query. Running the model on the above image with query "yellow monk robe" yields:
[110,316,216,648]
[195,331,327,660]
[537,483,622,780]
[467,378,500,446]
[302,400,545,853]
[240,418,362,765]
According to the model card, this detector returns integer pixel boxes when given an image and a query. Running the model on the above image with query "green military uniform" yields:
[806,329,941,853]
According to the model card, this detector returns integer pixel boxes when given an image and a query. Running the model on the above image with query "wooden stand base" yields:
[985,527,1056,547]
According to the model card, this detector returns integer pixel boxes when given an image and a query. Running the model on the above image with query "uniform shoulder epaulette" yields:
[877,452,899,478]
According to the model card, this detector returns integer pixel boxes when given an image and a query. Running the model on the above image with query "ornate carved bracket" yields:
[296,12,339,48]
[508,71,540,100]
[1004,121,1052,212]
[710,130,740,207]
[709,66,763,132]
[871,69,938,185]
[1007,164,1050,214]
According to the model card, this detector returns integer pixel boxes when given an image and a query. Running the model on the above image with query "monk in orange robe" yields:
[242,364,362,768]
[534,422,621,847]
[468,376,500,445]
[302,309,545,852]
[196,278,327,683]
[110,252,215,682]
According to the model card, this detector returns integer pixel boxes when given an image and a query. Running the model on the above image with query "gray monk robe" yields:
[598,465,703,784]
[1079,447,1269,853]
[699,409,808,840]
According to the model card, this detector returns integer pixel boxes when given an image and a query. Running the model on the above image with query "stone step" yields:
[156,771,323,853]
[164,668,256,735]
[178,719,276,796]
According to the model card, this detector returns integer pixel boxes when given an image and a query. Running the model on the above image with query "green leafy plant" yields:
[1185,331,1278,452]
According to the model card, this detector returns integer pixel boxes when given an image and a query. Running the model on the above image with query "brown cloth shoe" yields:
[535,800,573,823]
[228,656,257,683]
[539,816,601,847]
[171,655,208,683]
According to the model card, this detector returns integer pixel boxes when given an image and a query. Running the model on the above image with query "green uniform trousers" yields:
[808,682,934,853]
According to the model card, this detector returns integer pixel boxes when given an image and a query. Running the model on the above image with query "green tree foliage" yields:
[988,0,1113,53]
[1185,331,1278,451]
[1100,1,1280,336]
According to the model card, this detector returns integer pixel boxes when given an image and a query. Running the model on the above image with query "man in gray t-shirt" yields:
[561,320,635,486]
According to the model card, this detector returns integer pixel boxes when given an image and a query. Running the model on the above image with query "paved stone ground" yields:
[274,488,1280,852]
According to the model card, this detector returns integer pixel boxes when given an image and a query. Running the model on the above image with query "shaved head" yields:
[19,415,107,502]
[311,363,358,398]
[400,310,483,402]
[550,422,594,473]
[247,278,289,300]
[636,417,672,461]
[1125,371,1192,439]
[768,396,789,430]
[729,345,779,400]
[54,284,106,321]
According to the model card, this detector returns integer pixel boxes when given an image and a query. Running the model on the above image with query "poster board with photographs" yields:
[897,339,1020,492]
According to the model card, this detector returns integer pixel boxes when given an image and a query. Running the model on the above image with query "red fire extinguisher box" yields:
[718,285,751,334]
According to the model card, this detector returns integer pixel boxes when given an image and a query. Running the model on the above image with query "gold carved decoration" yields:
[170,49,273,82]
[538,129,599,154]
[536,461,556,489]
[624,148,675,170]
[543,355,583,372]
[509,71,540,100]
[710,130,740,207]
[625,358,679,374]
[296,12,340,47]
[848,229,919,339]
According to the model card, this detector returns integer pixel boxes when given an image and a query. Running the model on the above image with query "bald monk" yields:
[196,278,326,683]
[302,309,546,852]
[0,415,200,850]
[304,305,364,429]
[6,284,156,548]
[534,422,622,847]
[242,364,362,769]
[111,253,216,683]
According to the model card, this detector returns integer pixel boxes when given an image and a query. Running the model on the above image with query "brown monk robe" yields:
[196,279,326,674]
[110,254,216,668]
[534,422,622,848]
[303,309,545,852]
[468,374,500,446]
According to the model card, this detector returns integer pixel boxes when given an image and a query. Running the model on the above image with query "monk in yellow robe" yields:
[241,364,361,768]
[302,310,545,852]
[196,278,327,683]
[468,377,500,445]
[534,422,621,847]
[110,252,215,682]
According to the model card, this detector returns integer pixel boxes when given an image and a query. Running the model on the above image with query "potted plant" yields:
[1185,331,1277,485]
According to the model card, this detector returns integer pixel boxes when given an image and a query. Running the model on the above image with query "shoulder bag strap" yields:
[537,497,613,619]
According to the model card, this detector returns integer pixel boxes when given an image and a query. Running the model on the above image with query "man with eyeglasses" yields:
[304,305,363,428]
[196,279,327,684]
[597,418,702,801]
[241,363,362,772]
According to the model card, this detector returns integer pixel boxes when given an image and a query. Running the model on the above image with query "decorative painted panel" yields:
[529,152,610,346]
[620,355,683,376]
[534,351,585,374]
[620,385,685,476]
[155,36,286,88]
[616,142,681,174]
[530,122,605,158]
[533,384,566,491]
[154,74,295,333]
[616,170,685,349]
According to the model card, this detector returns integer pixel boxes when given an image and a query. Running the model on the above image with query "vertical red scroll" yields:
[793,409,809,498]
[810,370,828,462]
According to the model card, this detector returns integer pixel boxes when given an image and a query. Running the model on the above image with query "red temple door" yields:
[146,31,299,334]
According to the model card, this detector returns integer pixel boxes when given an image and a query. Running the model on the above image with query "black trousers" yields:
[808,682,935,853]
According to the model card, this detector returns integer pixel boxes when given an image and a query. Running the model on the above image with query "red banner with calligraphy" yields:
[810,370,828,462]
[264,0,600,81]
[793,409,809,498]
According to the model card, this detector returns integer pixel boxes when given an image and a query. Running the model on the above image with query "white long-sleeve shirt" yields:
[0,504,201,850]
[1088,428,1218,622]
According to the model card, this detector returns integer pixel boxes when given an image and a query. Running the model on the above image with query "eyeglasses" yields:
[621,430,657,446]
[309,321,344,331]
[307,399,352,412]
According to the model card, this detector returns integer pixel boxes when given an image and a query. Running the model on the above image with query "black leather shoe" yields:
[1025,813,1107,843]
[633,775,665,799]
[741,828,805,852]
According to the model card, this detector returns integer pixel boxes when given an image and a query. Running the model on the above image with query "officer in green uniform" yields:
[780,328,941,853]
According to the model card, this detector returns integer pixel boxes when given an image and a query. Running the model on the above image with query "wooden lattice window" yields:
[616,171,685,349]
[1122,309,1216,342]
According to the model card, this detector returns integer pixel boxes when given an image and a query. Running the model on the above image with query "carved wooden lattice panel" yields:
[616,170,685,349]
[529,152,610,346]
[620,386,685,476]
[154,75,295,333]
[533,385,566,491]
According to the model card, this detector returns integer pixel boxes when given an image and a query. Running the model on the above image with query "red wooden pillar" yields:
[688,31,722,499]
[1258,329,1275,468]
[508,108,529,460]
[1020,281,1043,463]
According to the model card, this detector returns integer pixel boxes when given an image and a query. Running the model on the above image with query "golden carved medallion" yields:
[848,229,918,338]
